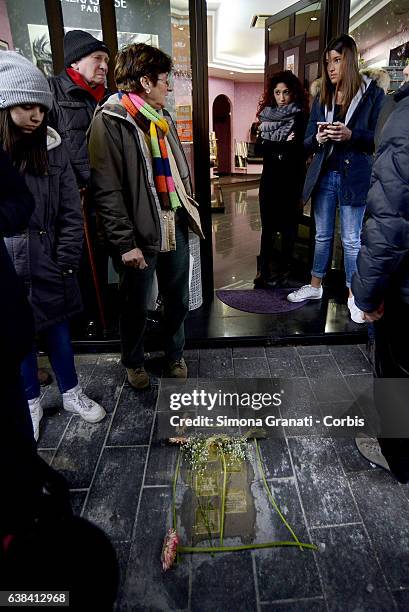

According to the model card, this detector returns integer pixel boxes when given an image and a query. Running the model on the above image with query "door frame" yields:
[265,0,351,81]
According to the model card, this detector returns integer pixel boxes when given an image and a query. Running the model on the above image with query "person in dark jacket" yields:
[88,43,204,389]
[0,51,105,441]
[253,71,308,288]
[352,82,409,483]
[0,146,35,446]
[0,144,71,541]
[48,30,109,188]
[287,35,384,324]
[48,30,110,339]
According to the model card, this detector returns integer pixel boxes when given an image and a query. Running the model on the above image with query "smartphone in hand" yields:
[317,121,330,129]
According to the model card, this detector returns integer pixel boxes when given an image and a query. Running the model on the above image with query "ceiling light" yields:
[310,16,318,21]
[229,71,234,75]
[178,26,184,30]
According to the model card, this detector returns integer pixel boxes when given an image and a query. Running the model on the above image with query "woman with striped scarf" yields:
[88,44,203,390]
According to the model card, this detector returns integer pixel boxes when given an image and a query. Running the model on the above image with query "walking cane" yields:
[80,189,108,333]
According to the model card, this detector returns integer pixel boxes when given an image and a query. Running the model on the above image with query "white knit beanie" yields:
[0,51,53,111]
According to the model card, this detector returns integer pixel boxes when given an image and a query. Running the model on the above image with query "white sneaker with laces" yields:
[28,396,43,442]
[287,284,323,303]
[63,385,106,423]
[348,296,365,324]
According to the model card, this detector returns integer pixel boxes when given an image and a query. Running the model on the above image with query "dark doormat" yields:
[216,288,307,315]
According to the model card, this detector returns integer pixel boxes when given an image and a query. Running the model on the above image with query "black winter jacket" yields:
[4,129,84,332]
[257,110,307,227]
[48,71,108,188]
[0,148,35,371]
[352,85,409,311]
[303,79,384,205]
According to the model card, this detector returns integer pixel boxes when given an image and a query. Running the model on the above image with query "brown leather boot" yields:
[167,358,187,379]
[126,367,150,389]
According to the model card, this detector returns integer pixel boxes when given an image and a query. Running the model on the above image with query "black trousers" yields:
[118,221,189,368]
[258,171,298,279]
[374,295,409,483]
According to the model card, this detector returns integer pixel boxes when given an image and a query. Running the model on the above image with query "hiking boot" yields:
[63,385,106,423]
[168,358,188,379]
[127,367,150,390]
[355,437,390,472]
[287,284,323,303]
[348,296,365,324]
[28,396,43,442]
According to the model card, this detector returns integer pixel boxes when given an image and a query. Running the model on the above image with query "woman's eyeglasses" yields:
[157,77,172,87]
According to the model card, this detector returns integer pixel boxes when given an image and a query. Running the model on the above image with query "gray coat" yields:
[5,128,83,332]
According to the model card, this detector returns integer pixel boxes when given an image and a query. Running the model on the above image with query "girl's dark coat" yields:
[5,131,83,332]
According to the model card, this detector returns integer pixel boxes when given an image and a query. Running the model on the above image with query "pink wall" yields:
[234,81,263,142]
[0,0,13,48]
[208,76,263,172]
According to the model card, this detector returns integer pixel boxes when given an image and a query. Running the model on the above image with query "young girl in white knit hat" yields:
[0,51,106,441]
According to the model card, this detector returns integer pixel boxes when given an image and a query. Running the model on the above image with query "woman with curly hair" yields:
[254,70,308,288]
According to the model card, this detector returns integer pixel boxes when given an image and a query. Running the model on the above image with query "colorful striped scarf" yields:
[120,92,181,211]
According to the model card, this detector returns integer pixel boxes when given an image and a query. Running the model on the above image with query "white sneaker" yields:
[287,284,323,303]
[63,384,106,423]
[28,396,43,442]
[348,296,365,324]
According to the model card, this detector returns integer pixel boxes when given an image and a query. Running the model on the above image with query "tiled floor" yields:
[37,346,409,611]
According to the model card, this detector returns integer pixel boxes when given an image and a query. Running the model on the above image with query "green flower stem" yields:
[178,541,318,554]
[219,451,227,547]
[197,497,214,548]
[254,438,303,551]
[172,448,182,532]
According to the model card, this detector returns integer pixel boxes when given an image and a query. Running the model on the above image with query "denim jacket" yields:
[303,79,384,206]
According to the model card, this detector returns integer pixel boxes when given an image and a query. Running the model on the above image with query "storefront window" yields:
[349,0,409,90]
[1,0,51,74]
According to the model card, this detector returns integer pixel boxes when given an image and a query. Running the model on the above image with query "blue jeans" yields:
[311,171,366,288]
[119,219,190,368]
[21,320,78,400]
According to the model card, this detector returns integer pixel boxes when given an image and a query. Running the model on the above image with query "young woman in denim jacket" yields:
[287,34,384,323]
